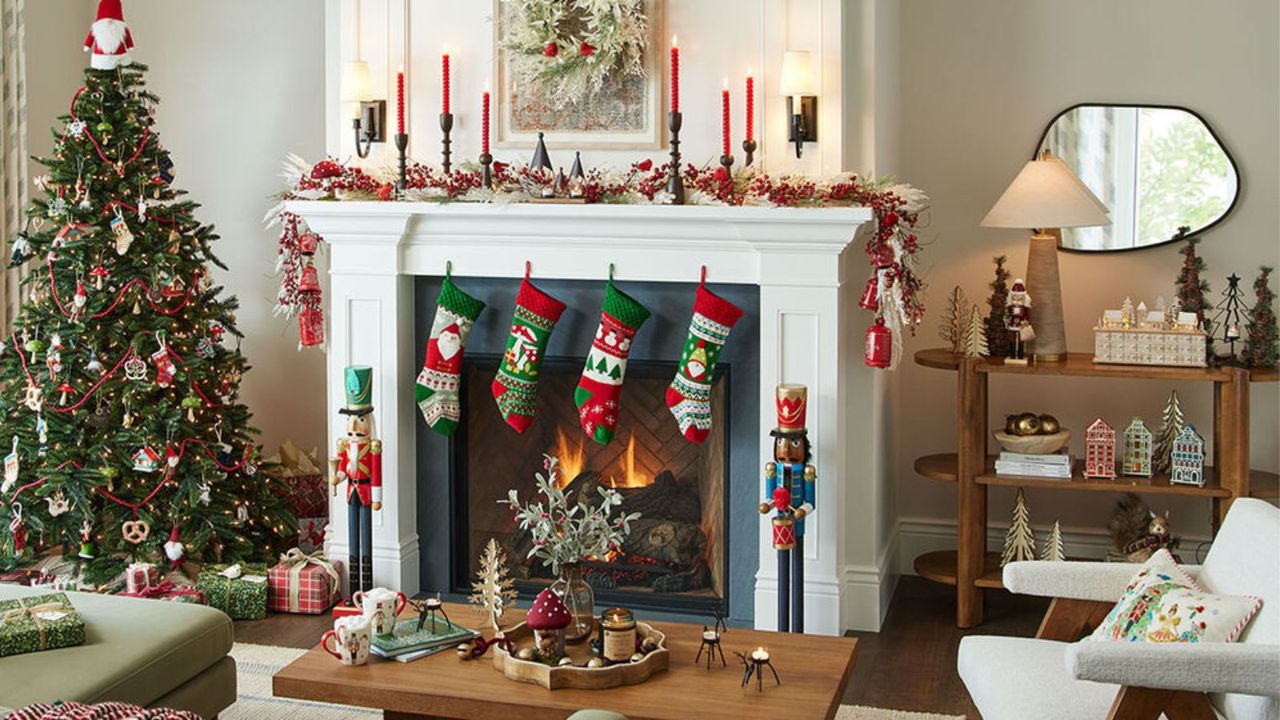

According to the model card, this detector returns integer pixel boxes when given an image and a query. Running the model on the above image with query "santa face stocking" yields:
[415,275,486,436]
[491,278,566,433]
[667,283,743,443]
[575,281,651,445]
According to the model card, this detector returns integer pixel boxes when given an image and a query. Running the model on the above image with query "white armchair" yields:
[958,498,1280,720]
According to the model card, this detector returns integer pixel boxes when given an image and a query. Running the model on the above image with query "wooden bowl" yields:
[492,621,669,690]
[992,429,1071,454]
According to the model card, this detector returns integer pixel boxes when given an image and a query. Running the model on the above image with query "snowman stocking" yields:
[415,275,486,436]
[575,281,651,445]
[666,282,743,443]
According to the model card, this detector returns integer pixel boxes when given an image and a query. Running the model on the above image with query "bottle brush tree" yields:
[984,255,1011,357]
[1243,266,1277,369]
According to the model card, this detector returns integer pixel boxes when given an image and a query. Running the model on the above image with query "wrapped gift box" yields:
[0,591,86,657]
[117,580,206,605]
[296,516,327,554]
[196,564,269,620]
[125,562,160,594]
[267,550,342,614]
[268,440,329,518]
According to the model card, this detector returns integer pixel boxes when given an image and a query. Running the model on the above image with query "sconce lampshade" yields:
[778,51,818,98]
[342,60,372,103]
[981,152,1109,229]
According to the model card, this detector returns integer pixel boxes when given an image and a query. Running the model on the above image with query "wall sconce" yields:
[342,60,386,158]
[779,50,818,158]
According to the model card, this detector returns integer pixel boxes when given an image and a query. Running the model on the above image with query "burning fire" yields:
[548,428,652,490]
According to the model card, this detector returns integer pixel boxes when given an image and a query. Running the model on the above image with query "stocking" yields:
[491,277,566,433]
[415,275,486,436]
[575,281,650,445]
[666,283,743,443]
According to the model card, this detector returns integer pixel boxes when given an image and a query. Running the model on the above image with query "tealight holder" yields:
[738,647,780,691]
[414,593,451,633]
[695,625,726,669]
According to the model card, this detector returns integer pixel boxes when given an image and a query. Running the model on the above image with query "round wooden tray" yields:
[492,621,669,690]
[992,429,1071,454]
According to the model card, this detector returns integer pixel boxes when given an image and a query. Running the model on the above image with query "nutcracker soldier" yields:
[758,384,816,633]
[1004,278,1035,364]
[331,366,382,597]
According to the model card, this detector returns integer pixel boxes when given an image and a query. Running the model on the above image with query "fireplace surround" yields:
[289,201,885,634]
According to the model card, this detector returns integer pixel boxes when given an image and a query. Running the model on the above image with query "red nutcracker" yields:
[331,366,381,597]
[1004,278,1035,364]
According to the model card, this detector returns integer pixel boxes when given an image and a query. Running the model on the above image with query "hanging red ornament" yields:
[579,42,596,57]
[298,305,325,348]
[164,524,185,568]
[9,505,26,554]
[543,42,559,57]
[865,316,892,368]
[73,280,89,310]
[859,273,879,312]
[165,443,180,469]
[151,340,177,388]
[298,264,321,295]
[298,232,320,256]
[56,382,74,405]
[90,264,109,289]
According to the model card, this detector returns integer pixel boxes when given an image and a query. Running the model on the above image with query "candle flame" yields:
[442,44,450,56]
[671,34,678,48]
[747,67,753,78]
[398,63,404,74]
[484,78,491,92]
[722,76,729,89]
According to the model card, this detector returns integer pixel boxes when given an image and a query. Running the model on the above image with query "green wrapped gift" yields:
[196,563,270,620]
[0,592,86,657]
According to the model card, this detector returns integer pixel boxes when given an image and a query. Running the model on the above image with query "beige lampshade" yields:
[342,60,372,103]
[779,51,818,97]
[981,153,1110,229]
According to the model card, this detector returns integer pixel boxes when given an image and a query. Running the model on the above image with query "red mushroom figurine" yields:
[56,382,74,405]
[526,587,572,660]
[90,265,109,289]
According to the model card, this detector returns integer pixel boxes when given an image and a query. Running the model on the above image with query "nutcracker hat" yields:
[774,384,807,434]
[340,365,374,416]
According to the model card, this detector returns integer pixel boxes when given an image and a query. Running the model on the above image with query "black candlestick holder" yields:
[742,139,757,166]
[479,152,493,189]
[737,649,781,692]
[414,594,451,633]
[440,113,454,174]
[720,153,734,174]
[695,625,726,669]
[667,111,685,205]
[395,133,409,193]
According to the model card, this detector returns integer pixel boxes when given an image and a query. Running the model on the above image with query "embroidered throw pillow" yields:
[1090,548,1261,643]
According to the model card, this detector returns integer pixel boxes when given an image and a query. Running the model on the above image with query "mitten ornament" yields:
[492,275,566,433]
[666,281,743,443]
[416,273,486,436]
[575,280,650,445]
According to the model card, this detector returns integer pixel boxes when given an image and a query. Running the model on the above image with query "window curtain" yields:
[1,0,27,334]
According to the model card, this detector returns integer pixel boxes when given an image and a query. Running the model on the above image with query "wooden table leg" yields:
[1215,368,1250,527]
[956,359,988,628]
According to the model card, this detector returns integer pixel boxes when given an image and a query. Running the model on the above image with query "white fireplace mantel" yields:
[288,200,888,635]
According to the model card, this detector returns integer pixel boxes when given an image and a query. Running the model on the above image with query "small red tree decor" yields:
[1174,230,1214,357]
[984,255,1012,357]
[1243,266,1278,369]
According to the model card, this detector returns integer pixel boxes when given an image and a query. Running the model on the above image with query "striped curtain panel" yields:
[0,0,27,334]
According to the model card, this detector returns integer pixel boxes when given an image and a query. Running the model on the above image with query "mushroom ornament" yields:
[526,587,572,661]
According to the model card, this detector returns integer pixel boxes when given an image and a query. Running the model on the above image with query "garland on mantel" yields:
[266,155,930,368]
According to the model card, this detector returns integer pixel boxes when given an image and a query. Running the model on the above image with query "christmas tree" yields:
[1211,274,1249,361]
[1040,521,1065,562]
[984,255,1011,357]
[1174,230,1214,357]
[963,303,988,357]
[1153,390,1186,475]
[1243,267,1277,369]
[469,538,519,634]
[0,6,293,571]
[1000,488,1036,567]
[939,286,969,353]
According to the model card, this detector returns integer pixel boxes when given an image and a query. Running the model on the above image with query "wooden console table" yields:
[913,348,1278,628]
[273,602,857,719]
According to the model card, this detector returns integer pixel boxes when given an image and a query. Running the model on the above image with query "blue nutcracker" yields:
[758,384,815,633]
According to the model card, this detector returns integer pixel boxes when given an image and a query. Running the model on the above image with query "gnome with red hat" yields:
[84,0,134,70]
[758,384,816,633]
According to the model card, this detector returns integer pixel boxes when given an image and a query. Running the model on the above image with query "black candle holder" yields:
[695,626,726,669]
[440,113,454,174]
[667,111,685,205]
[414,594,451,633]
[479,152,493,189]
[720,153,734,175]
[742,139,757,166]
[395,133,409,193]
[737,649,781,692]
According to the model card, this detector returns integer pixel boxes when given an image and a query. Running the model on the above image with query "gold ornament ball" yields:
[1038,414,1060,435]
[1005,415,1020,435]
[641,637,659,653]
[557,657,574,667]
[455,643,472,659]
[516,648,533,661]
[1014,412,1042,436]
[630,652,645,663]
[586,657,605,668]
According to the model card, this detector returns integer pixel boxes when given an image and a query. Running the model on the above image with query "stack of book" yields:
[370,617,479,663]
[995,452,1073,479]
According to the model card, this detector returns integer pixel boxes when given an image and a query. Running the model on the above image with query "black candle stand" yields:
[440,113,454,174]
[737,650,781,692]
[695,626,726,669]
[742,139,758,166]
[667,111,685,205]
[720,153,734,175]
[479,153,493,189]
[395,133,409,193]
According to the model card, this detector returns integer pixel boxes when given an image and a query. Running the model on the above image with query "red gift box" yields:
[267,549,342,614]
[125,562,160,594]
[282,473,328,518]
[117,580,206,605]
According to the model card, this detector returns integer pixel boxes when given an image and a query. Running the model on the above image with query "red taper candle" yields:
[745,68,754,142]
[721,77,731,157]
[396,65,406,135]
[669,35,679,113]
[442,48,451,115]
[482,83,491,156]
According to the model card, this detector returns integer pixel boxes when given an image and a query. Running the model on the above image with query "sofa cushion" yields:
[0,584,233,710]
[957,635,1120,720]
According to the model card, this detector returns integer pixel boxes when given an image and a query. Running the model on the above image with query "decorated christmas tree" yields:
[1174,231,1214,356]
[1000,488,1036,567]
[1243,267,1277,369]
[0,4,294,571]
[1153,390,1186,475]
[984,255,1011,357]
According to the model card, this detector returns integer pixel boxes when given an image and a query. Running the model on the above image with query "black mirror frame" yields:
[1032,102,1241,254]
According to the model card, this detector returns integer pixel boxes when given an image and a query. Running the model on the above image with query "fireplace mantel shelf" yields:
[289,199,884,635]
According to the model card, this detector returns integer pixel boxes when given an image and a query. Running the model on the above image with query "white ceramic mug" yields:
[321,615,372,666]
[352,586,407,636]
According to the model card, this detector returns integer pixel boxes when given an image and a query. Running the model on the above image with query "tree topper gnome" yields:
[758,384,816,633]
[84,0,134,70]
[331,365,382,598]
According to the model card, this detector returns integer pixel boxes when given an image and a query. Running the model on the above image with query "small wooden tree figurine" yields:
[1243,266,1278,369]
[1084,418,1117,479]
[1170,424,1206,487]
[1153,390,1186,475]
[1122,417,1153,477]
[470,538,519,634]
[939,286,970,353]
[1001,488,1036,567]
[1041,521,1066,562]
[964,304,989,357]
[984,255,1012,357]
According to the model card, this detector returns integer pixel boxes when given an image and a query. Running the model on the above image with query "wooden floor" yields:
[235,576,1048,718]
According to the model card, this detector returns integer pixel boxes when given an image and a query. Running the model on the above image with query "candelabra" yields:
[667,111,685,205]
[440,113,454,175]
[395,133,409,193]
[742,139,757,166]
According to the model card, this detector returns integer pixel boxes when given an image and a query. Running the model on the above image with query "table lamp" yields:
[981,149,1110,361]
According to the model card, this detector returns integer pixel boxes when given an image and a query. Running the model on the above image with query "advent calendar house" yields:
[1084,418,1117,479]
[1170,424,1206,487]
[1122,417,1153,477]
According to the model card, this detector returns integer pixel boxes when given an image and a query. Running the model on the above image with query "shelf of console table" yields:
[913,348,1277,629]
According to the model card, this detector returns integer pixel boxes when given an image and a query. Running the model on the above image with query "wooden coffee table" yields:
[273,603,857,720]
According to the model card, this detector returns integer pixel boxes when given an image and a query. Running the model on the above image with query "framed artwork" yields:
[495,0,663,150]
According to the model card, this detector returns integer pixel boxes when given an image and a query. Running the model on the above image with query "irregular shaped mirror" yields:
[1036,104,1238,252]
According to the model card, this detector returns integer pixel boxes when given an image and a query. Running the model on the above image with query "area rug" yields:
[837,707,965,720]
[224,643,379,719]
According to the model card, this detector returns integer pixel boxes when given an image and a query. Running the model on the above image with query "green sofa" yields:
[0,584,235,719]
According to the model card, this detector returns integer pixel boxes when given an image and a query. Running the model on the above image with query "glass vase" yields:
[551,562,595,643]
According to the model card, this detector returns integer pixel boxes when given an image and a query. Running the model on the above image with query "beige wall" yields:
[893,0,1280,560]
[24,2,93,178]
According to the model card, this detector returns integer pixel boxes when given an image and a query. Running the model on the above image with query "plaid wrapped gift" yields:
[0,592,86,657]
[267,549,342,614]
[125,562,160,594]
[117,580,206,605]
[196,563,269,620]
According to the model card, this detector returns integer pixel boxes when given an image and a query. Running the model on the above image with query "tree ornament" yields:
[415,273,486,436]
[1000,488,1036,567]
[197,480,211,505]
[1243,266,1277,369]
[575,279,651,445]
[124,354,147,382]
[151,338,176,388]
[46,490,70,517]
[165,443,180,469]
[940,286,969,353]
[85,351,103,374]
[72,280,89,314]
[56,383,74,405]
[858,272,880,312]
[237,504,249,522]
[865,316,892,368]
[90,264,109,289]
[181,395,201,421]
[66,119,87,137]
[666,279,743,444]
[2,437,19,493]
[164,524,185,568]
[9,233,31,265]
[196,336,215,359]
[23,384,44,412]
[121,518,150,545]
[48,195,68,218]
[470,538,519,634]
[110,210,135,255]
[1041,521,1066,562]
[78,519,96,559]
[9,504,27,555]
[132,446,161,473]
